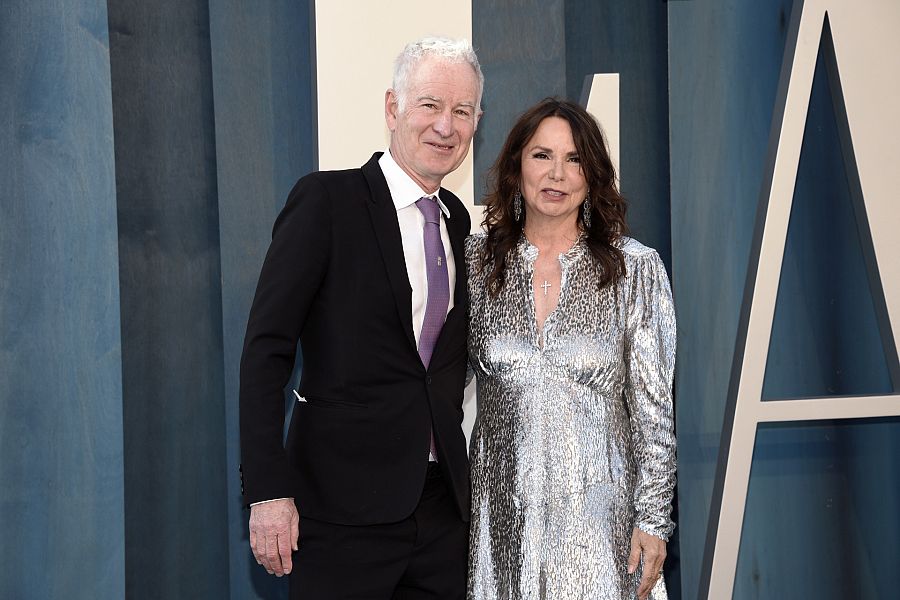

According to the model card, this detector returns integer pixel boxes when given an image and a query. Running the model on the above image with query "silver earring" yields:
[513,188,522,222]
[582,194,591,228]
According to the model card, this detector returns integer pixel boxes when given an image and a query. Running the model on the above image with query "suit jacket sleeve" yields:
[239,174,332,506]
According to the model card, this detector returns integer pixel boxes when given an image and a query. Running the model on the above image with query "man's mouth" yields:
[426,142,455,152]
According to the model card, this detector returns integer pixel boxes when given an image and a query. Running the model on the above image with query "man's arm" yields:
[239,174,333,575]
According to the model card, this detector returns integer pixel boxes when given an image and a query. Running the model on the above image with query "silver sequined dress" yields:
[465,233,676,600]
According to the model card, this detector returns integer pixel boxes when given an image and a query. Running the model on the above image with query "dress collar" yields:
[519,230,588,266]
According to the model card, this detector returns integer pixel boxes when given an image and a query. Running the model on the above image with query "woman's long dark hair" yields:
[479,98,628,294]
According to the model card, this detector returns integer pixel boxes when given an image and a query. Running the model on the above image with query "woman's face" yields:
[519,116,588,228]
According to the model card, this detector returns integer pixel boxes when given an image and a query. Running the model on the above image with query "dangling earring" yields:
[513,188,522,222]
[582,190,591,228]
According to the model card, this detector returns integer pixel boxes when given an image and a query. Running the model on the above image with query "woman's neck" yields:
[523,216,581,254]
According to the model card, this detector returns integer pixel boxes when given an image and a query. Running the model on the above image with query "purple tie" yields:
[415,196,450,368]
[416,196,450,462]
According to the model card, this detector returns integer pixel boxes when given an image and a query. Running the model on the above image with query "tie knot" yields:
[416,196,441,224]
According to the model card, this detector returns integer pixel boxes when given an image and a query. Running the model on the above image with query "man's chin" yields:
[425,157,465,180]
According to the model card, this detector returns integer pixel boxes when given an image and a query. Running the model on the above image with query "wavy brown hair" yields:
[479,98,628,294]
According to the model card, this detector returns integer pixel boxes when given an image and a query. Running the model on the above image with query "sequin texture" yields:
[466,233,677,600]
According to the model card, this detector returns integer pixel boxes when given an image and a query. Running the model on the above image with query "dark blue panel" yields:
[739,423,857,597]
[738,417,899,597]
[209,0,315,597]
[107,0,229,597]
[833,417,900,596]
[667,1,794,598]
[763,24,893,399]
[0,1,125,598]
[564,1,671,268]
[473,0,567,202]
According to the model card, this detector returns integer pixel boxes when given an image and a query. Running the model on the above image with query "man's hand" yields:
[249,498,300,576]
[627,527,666,600]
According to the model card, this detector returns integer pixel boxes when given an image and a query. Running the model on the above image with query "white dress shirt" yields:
[378,150,456,347]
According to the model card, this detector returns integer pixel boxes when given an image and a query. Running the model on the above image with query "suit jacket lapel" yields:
[361,153,417,352]
[442,189,468,309]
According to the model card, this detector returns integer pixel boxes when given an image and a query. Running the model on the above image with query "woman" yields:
[466,98,676,600]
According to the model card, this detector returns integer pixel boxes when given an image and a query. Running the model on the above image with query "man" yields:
[239,37,483,598]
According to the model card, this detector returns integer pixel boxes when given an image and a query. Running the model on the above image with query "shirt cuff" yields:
[250,497,291,506]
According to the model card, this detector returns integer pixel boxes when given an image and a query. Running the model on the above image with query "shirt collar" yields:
[378,150,451,218]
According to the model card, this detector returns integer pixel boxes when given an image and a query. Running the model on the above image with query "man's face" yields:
[385,56,480,193]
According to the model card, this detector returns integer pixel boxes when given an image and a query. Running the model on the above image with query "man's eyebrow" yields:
[416,95,442,103]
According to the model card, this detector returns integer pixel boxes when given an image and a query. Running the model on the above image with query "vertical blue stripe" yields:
[668,0,793,597]
[209,1,316,597]
[564,1,671,268]
[107,0,229,597]
[473,0,567,201]
[0,1,125,598]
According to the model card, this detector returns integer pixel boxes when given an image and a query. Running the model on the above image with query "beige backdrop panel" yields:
[314,0,475,210]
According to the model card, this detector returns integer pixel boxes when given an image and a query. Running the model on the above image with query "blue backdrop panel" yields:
[667,1,793,598]
[564,1,671,268]
[106,0,229,597]
[0,1,125,598]
[737,17,900,598]
[473,0,567,201]
[763,27,893,400]
[209,1,316,597]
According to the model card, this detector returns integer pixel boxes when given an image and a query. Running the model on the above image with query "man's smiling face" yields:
[385,56,480,193]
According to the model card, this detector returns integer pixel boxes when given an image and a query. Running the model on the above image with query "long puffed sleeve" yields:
[622,246,677,540]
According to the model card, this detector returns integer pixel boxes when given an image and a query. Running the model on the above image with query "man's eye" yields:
[455,109,472,118]
[422,103,438,109]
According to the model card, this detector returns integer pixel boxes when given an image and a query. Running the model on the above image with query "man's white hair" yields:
[392,37,484,115]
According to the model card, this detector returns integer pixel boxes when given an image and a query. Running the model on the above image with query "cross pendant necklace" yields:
[540,280,552,296]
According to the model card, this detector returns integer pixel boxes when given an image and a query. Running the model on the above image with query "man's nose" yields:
[432,110,454,137]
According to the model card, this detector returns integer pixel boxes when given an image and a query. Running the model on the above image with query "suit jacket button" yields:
[426,376,432,385]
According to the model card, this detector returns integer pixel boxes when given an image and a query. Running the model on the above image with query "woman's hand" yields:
[628,527,666,600]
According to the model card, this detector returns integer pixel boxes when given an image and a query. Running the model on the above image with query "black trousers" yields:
[289,463,469,599]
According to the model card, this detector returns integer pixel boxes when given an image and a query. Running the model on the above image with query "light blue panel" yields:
[209,1,316,598]
[106,0,229,597]
[473,0,567,201]
[0,1,124,598]
[667,1,793,598]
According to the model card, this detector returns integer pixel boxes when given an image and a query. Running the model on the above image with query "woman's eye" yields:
[533,152,549,159]
[568,156,581,163]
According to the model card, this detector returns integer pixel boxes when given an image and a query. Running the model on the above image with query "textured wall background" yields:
[669,1,899,598]
[0,1,125,598]
[2,0,897,598]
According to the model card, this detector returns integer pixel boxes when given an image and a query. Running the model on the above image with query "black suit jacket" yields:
[239,153,471,525]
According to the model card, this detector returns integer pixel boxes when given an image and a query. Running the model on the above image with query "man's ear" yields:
[385,89,399,131]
